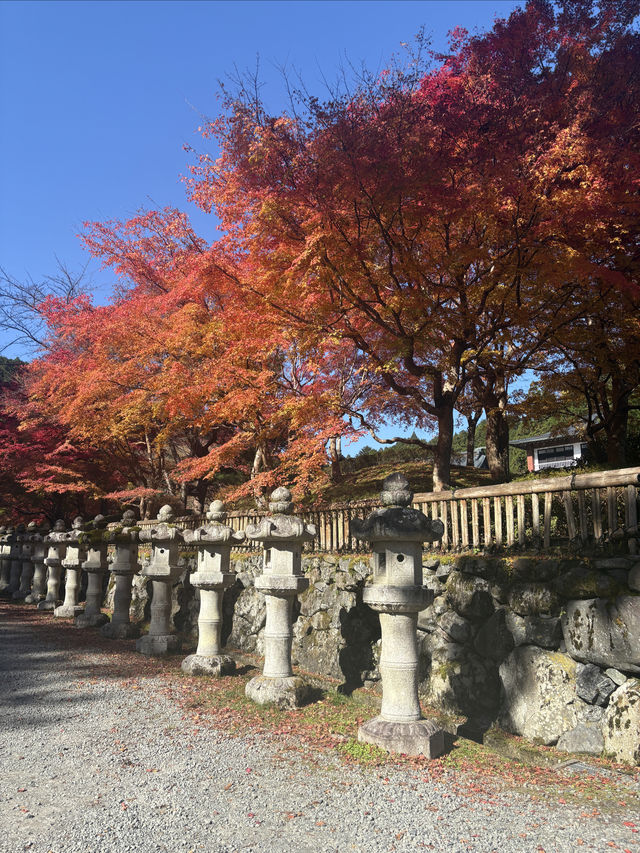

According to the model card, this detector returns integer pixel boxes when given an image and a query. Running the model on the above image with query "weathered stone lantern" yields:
[101,509,141,639]
[244,486,315,709]
[13,521,38,600]
[6,523,25,596]
[136,505,185,656]
[75,515,110,628]
[351,473,446,758]
[38,520,67,610]
[25,522,50,604]
[0,526,11,593]
[54,517,87,618]
[182,500,244,676]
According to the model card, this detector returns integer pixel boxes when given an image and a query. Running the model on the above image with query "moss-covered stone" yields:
[445,571,494,622]
[508,583,560,617]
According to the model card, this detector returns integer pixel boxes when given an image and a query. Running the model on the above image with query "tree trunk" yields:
[466,408,483,467]
[606,410,628,467]
[432,406,454,492]
[484,405,510,482]
[194,479,208,515]
[328,435,342,482]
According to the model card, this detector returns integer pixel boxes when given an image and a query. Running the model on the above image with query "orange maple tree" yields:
[184,0,639,489]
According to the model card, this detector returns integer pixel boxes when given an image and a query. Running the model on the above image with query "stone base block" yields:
[38,600,60,611]
[53,604,84,618]
[101,621,140,640]
[181,654,236,677]
[75,612,110,629]
[245,674,311,710]
[358,716,446,759]
[136,634,182,656]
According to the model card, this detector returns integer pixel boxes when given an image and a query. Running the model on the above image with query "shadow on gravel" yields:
[0,602,181,731]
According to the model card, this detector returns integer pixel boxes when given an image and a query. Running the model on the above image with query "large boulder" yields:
[499,647,588,745]
[474,608,515,662]
[437,610,474,645]
[554,568,623,600]
[556,722,604,756]
[507,583,559,616]
[562,596,640,674]
[423,648,500,717]
[504,611,563,649]
[446,571,494,621]
[603,679,640,766]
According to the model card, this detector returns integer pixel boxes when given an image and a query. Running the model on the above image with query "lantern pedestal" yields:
[54,518,86,618]
[181,576,235,676]
[245,488,315,710]
[136,506,183,657]
[136,574,182,655]
[181,500,243,677]
[25,528,48,604]
[75,522,109,628]
[352,473,446,759]
[101,514,140,639]
[38,521,67,611]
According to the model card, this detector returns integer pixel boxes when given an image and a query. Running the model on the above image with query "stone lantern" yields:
[6,523,25,596]
[136,505,185,656]
[351,473,446,758]
[101,509,141,639]
[38,520,67,610]
[13,521,38,600]
[75,515,110,628]
[182,500,244,676]
[54,517,87,618]
[244,486,315,709]
[0,526,11,593]
[25,522,50,604]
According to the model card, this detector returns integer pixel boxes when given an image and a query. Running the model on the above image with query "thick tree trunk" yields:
[484,405,510,482]
[605,410,628,467]
[194,479,208,515]
[465,408,482,467]
[432,407,454,492]
[328,435,343,482]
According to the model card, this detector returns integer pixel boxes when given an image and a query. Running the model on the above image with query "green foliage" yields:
[0,356,25,385]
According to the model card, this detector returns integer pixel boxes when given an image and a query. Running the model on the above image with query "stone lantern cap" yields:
[139,505,184,545]
[31,522,50,550]
[245,487,316,544]
[59,516,86,546]
[138,505,185,580]
[351,474,444,544]
[106,509,140,543]
[45,519,67,543]
[184,500,246,547]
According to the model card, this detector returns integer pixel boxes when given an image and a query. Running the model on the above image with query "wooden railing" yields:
[134,467,640,555]
[411,467,639,555]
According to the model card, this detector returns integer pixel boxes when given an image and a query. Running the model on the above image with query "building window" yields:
[536,444,576,470]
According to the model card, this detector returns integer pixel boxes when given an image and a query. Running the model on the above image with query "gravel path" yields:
[1,604,638,853]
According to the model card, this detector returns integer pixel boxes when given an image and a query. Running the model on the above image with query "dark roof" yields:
[509,427,582,448]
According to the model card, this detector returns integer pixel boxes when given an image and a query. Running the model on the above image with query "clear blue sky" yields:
[0,0,525,450]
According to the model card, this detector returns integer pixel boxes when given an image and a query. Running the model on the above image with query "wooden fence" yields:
[134,466,640,556]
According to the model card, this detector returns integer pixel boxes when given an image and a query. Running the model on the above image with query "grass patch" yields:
[337,738,388,765]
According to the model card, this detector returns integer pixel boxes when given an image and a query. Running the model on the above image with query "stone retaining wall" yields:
[106,550,640,764]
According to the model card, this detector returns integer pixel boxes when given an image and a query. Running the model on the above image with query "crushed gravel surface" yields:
[1,603,638,853]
